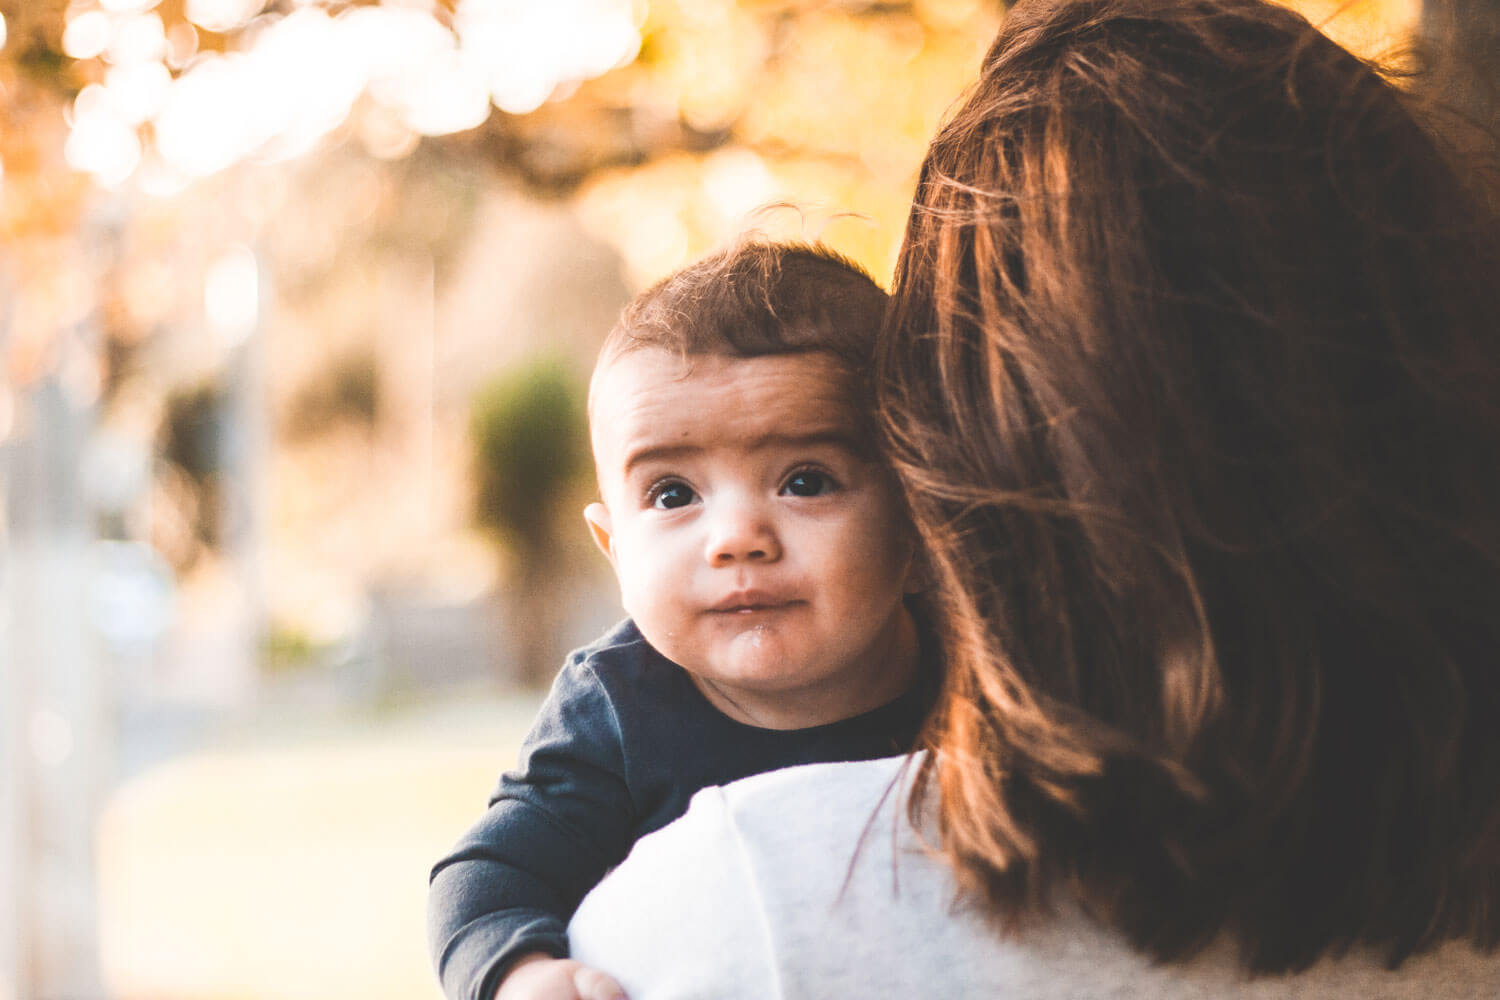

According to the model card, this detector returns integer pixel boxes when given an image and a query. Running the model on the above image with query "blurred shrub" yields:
[470,357,592,685]
[261,623,324,675]
[471,357,589,559]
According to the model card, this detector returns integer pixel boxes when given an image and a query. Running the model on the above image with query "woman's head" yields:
[883,0,1500,974]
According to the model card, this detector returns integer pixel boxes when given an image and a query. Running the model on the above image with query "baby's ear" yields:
[583,502,615,563]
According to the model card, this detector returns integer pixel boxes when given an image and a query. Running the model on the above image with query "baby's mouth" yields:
[708,592,799,614]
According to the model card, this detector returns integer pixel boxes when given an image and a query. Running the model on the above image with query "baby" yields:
[428,240,932,1000]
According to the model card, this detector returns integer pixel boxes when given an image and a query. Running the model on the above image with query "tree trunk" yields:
[509,558,571,689]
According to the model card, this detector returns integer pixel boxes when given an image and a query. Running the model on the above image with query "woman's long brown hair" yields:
[881,0,1500,974]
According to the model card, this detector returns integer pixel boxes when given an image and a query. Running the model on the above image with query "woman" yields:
[566,1,1500,995]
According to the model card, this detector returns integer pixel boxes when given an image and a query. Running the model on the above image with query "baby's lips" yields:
[707,589,797,612]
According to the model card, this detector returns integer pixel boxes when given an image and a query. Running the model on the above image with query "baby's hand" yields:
[495,954,627,1000]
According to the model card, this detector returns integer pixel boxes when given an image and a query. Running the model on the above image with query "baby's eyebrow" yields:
[748,429,865,455]
[621,442,700,478]
[621,429,864,477]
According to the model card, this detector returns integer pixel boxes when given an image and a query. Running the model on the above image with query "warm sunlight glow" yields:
[65,85,143,188]
[205,245,260,345]
[100,0,163,13]
[106,61,172,125]
[185,0,264,35]
[154,54,262,178]
[165,20,198,69]
[457,0,641,115]
[106,12,168,65]
[343,5,489,137]
[249,8,365,161]
[135,152,191,199]
[702,148,779,223]
[62,11,112,60]
[1278,0,1420,59]
[393,49,492,137]
[62,0,645,186]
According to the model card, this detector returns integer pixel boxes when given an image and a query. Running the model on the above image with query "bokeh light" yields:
[204,245,260,346]
[186,0,265,34]
[457,0,641,115]
[701,148,780,224]
[60,0,644,188]
[100,0,164,14]
[63,10,113,60]
[65,85,143,188]
[105,11,168,65]
[105,61,172,125]
[346,5,490,137]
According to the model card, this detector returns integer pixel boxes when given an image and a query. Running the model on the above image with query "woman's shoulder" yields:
[572,755,1500,1000]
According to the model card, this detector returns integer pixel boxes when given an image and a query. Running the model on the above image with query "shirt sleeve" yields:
[568,785,780,1000]
[428,659,635,1000]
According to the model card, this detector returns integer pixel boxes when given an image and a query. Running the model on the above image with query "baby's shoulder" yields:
[561,618,690,702]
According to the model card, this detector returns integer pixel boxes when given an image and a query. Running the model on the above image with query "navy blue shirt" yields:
[427,618,934,1000]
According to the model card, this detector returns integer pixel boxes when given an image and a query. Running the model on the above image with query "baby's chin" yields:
[690,623,799,683]
[720,621,777,663]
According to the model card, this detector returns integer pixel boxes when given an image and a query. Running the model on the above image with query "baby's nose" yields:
[705,502,782,566]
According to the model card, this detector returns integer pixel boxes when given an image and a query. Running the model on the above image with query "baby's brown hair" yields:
[593,237,890,451]
[600,238,887,378]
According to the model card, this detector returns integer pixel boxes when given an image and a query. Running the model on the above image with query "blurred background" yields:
[0,0,1473,998]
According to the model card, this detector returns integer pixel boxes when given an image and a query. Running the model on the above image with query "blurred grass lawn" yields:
[97,690,544,1000]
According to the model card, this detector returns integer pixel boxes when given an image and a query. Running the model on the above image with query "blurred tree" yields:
[0,2,81,221]
[471,357,591,685]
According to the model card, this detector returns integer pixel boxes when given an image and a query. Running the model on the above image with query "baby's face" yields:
[584,348,920,729]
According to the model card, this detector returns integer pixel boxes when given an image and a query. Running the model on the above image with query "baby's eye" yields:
[648,480,698,510]
[781,469,838,498]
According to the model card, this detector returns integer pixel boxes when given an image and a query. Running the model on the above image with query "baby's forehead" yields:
[587,347,875,470]
[588,345,862,417]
